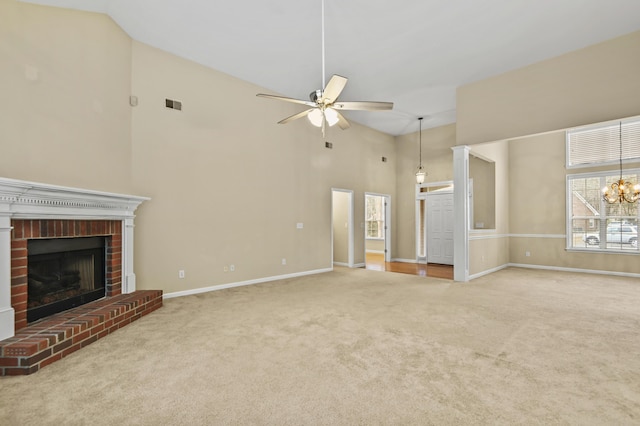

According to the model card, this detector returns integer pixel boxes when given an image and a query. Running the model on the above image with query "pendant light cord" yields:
[321,0,326,88]
[418,117,423,167]
[619,121,623,180]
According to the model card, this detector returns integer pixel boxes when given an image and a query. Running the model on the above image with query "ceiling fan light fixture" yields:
[324,108,339,126]
[308,109,324,127]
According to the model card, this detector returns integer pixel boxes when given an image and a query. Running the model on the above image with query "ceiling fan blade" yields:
[278,108,315,125]
[256,93,316,107]
[335,111,350,130]
[332,101,394,111]
[320,75,348,105]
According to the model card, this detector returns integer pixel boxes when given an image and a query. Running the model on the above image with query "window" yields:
[365,195,384,239]
[567,171,639,252]
[566,117,640,252]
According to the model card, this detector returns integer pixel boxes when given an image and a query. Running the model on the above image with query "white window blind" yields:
[567,118,640,168]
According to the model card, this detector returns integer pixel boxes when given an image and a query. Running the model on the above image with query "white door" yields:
[426,192,454,265]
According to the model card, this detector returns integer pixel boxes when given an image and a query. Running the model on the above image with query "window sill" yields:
[566,247,639,255]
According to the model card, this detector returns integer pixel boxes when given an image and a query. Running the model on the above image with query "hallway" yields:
[365,252,453,279]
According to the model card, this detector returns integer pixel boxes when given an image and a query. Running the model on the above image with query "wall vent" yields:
[165,99,182,111]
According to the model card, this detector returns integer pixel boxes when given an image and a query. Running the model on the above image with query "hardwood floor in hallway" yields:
[364,252,453,280]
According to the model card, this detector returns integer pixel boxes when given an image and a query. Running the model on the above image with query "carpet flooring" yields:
[1,267,639,425]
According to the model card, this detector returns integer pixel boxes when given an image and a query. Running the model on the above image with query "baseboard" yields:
[163,268,333,299]
[468,264,510,280]
[391,258,417,264]
[365,249,385,254]
[507,263,640,279]
[353,263,366,268]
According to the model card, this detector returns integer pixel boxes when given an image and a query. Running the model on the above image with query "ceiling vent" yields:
[165,99,182,111]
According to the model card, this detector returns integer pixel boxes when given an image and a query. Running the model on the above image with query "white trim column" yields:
[0,216,15,341]
[452,146,470,282]
[122,218,136,293]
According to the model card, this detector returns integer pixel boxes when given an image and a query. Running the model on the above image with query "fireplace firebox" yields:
[27,237,106,323]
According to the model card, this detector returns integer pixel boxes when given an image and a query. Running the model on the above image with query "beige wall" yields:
[1,2,396,296]
[469,155,495,230]
[130,42,396,293]
[468,140,510,276]
[394,124,456,260]
[0,1,133,193]
[457,31,640,146]
[365,239,384,252]
[332,191,349,264]
[508,131,640,274]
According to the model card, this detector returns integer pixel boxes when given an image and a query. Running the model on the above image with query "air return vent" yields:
[165,99,182,111]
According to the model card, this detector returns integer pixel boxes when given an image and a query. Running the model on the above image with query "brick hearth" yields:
[0,289,162,375]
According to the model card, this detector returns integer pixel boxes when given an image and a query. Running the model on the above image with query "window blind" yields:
[567,118,640,168]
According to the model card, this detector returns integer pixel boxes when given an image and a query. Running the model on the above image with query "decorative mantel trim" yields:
[0,177,149,342]
[0,177,149,219]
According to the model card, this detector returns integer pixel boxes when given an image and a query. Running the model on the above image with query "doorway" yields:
[364,193,391,269]
[416,182,454,275]
[331,189,354,267]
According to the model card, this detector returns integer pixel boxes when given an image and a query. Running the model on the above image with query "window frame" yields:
[566,168,640,254]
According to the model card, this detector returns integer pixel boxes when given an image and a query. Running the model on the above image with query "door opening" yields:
[365,193,391,269]
[331,189,354,267]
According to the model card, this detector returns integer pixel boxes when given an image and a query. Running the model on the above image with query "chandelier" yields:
[602,121,640,204]
[415,117,426,184]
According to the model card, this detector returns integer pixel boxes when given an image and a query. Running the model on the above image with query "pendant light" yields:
[602,121,640,204]
[415,117,426,184]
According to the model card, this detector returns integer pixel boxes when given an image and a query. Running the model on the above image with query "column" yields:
[121,217,136,293]
[452,146,470,282]
[0,216,15,340]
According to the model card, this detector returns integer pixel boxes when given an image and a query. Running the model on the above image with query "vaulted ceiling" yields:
[22,0,640,135]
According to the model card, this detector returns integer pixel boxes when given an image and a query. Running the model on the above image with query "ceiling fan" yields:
[256,0,393,135]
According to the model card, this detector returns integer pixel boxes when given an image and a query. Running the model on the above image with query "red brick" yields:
[72,330,91,344]
[40,353,63,369]
[62,343,81,358]
[12,221,23,239]
[91,323,105,336]
[11,292,27,306]
[11,257,27,269]
[21,348,52,366]
[0,357,19,367]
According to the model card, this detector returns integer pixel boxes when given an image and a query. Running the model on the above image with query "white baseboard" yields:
[468,264,510,280]
[391,258,417,263]
[366,249,385,254]
[333,262,350,267]
[507,263,640,279]
[163,268,333,299]
[353,263,366,268]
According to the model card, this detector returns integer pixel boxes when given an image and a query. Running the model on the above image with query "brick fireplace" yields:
[11,219,123,331]
[0,177,161,375]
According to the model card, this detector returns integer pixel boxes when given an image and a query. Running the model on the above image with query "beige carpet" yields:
[1,267,639,425]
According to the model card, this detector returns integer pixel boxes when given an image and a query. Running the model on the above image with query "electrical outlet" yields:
[223,266,229,272]
[282,258,286,265]
[178,270,185,279]
[296,223,303,229]
[230,264,235,272]
[525,251,531,257]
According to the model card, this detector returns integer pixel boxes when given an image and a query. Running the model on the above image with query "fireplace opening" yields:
[27,237,107,323]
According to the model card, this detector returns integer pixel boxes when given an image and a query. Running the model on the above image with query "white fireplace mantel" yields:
[0,177,149,341]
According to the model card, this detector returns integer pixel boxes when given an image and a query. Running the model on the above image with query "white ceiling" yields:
[21,0,640,136]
